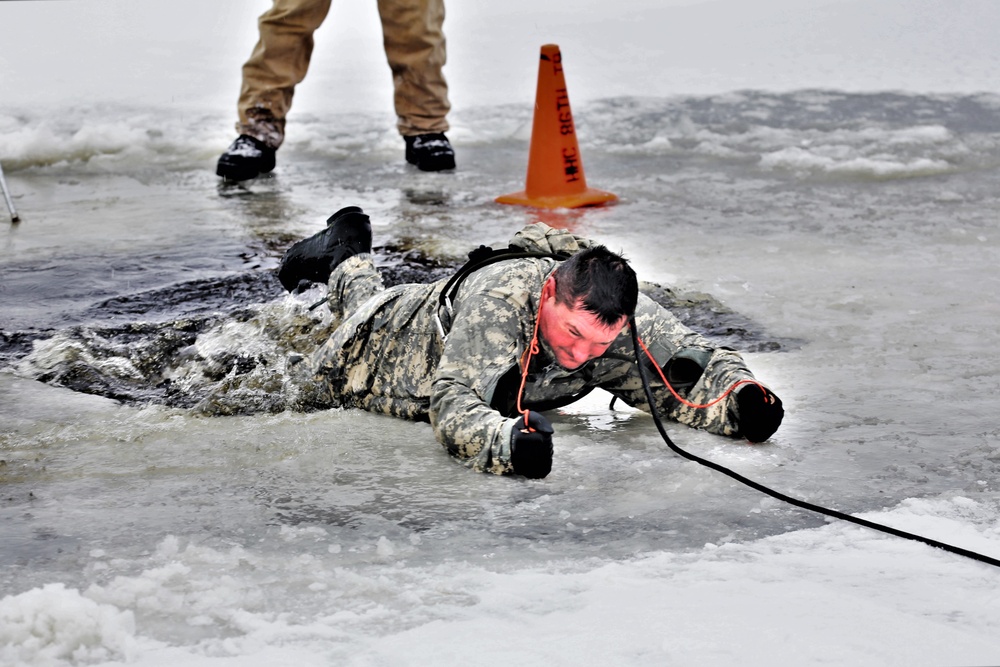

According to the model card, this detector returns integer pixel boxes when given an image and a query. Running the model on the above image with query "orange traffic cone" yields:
[496,44,617,210]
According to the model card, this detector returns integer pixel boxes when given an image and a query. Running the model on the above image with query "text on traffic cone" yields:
[496,44,617,209]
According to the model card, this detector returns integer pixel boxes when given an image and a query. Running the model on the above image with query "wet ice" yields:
[3,0,1000,665]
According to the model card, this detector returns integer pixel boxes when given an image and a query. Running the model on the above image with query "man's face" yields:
[538,282,627,371]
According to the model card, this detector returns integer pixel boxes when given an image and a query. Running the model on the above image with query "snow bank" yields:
[2,496,998,666]
[0,583,138,666]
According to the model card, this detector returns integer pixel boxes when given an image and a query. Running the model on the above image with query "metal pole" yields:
[0,161,20,223]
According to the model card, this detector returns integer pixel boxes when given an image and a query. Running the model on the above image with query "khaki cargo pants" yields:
[237,0,451,148]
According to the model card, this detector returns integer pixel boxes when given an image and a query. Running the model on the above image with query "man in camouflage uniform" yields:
[281,207,784,477]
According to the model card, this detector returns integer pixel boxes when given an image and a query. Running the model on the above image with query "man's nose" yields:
[570,342,595,365]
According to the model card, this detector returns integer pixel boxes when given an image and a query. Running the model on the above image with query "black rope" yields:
[627,318,1000,570]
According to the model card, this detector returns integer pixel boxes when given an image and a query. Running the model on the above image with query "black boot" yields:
[404,133,456,172]
[277,206,373,292]
[216,135,277,182]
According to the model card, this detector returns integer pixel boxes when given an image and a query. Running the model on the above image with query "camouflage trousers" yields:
[302,254,444,420]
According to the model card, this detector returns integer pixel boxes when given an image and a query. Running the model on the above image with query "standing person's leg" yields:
[239,0,333,147]
[218,0,332,181]
[377,0,456,171]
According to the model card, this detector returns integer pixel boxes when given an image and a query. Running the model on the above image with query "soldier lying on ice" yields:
[279,206,784,478]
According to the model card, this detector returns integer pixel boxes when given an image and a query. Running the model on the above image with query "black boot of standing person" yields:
[218,133,456,179]
[216,135,277,182]
[405,133,456,171]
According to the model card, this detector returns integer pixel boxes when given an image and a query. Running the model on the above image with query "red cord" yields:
[514,297,767,421]
[516,306,543,431]
[633,333,766,408]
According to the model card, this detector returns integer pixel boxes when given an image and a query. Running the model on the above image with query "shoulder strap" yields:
[434,245,562,340]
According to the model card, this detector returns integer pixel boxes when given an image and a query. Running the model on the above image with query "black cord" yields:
[627,318,1000,570]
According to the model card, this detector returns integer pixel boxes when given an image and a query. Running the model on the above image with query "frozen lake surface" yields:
[2,1,1000,665]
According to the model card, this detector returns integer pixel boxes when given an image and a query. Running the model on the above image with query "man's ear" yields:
[541,275,556,300]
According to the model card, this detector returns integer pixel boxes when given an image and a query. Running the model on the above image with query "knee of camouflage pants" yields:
[327,254,384,324]
[284,353,341,411]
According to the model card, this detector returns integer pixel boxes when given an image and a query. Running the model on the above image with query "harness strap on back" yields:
[434,245,565,341]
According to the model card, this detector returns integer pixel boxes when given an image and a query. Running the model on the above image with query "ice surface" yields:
[2,1,1000,665]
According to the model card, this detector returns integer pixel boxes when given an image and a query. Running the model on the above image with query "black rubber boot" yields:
[277,206,372,292]
[216,135,277,182]
[404,133,456,172]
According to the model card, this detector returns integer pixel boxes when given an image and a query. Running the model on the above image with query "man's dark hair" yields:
[551,245,638,326]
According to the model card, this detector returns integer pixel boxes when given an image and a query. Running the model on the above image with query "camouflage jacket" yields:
[311,224,760,474]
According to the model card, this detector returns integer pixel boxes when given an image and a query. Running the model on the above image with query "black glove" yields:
[736,385,784,443]
[510,411,554,479]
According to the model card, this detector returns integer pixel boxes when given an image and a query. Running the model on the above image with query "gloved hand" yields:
[510,411,554,478]
[736,384,784,443]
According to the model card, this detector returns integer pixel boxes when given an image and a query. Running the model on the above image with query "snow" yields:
[0,584,138,666]
[3,499,999,666]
